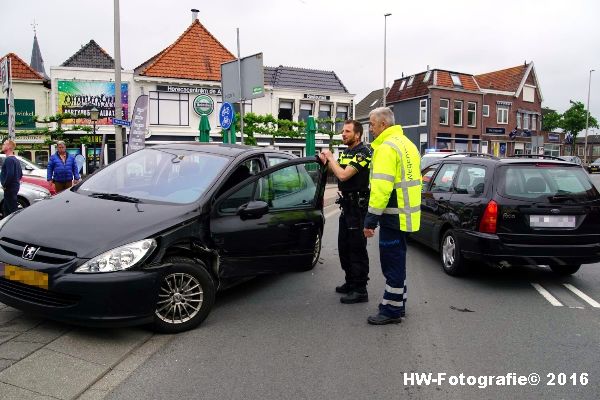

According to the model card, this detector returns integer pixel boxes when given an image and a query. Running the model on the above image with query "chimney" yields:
[191,8,199,22]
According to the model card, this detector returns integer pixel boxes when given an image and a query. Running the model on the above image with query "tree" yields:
[541,107,562,132]
[560,101,599,153]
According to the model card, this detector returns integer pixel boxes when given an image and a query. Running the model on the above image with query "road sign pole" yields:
[236,28,244,143]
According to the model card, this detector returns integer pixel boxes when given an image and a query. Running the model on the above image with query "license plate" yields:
[529,215,576,228]
[1,263,48,289]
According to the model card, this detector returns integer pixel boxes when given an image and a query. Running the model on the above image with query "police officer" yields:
[363,107,421,325]
[320,120,371,304]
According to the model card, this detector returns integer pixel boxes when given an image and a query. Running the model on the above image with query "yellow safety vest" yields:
[368,125,422,232]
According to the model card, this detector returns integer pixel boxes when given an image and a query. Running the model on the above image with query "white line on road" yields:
[563,283,600,308]
[531,283,564,306]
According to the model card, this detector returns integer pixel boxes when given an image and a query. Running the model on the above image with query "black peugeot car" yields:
[0,143,327,333]
[413,153,600,276]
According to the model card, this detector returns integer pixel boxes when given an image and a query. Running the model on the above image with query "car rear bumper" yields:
[0,268,161,327]
[459,230,600,266]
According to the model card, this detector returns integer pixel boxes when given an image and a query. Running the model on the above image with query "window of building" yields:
[278,100,294,121]
[149,91,189,126]
[318,103,332,132]
[467,102,476,127]
[335,105,349,132]
[407,75,415,87]
[370,99,379,107]
[423,71,431,82]
[451,74,462,87]
[523,114,529,130]
[516,112,521,129]
[419,99,427,125]
[483,104,489,117]
[299,102,313,123]
[455,134,468,152]
[523,86,535,103]
[453,100,463,126]
[578,146,584,156]
[497,106,509,125]
[525,143,532,155]
[440,99,449,125]
[398,80,406,91]
[532,115,537,130]
[544,144,560,158]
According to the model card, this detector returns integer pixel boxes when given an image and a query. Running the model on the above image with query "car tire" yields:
[299,231,322,271]
[440,229,468,276]
[549,264,581,276]
[152,257,216,334]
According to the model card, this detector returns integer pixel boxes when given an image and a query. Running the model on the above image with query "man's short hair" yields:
[56,140,66,146]
[344,119,363,137]
[4,139,16,150]
[369,107,395,127]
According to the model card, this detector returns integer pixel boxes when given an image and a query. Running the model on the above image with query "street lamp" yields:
[584,69,595,165]
[89,106,99,172]
[383,13,391,107]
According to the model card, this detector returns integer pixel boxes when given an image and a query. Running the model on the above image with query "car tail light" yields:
[479,200,498,233]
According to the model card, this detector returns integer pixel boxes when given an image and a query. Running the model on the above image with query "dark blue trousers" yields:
[2,189,19,217]
[378,227,407,318]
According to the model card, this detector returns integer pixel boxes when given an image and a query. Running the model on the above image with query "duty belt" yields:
[336,191,370,209]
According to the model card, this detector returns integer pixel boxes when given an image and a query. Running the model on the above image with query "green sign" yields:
[0,99,36,129]
[193,95,214,116]
[252,87,263,95]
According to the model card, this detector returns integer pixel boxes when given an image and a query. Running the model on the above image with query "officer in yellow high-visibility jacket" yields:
[363,107,421,325]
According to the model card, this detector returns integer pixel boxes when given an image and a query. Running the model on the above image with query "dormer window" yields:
[451,74,462,87]
[423,71,431,82]
[370,99,379,107]
[398,80,406,91]
[407,75,415,87]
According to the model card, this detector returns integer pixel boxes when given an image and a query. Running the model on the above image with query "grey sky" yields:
[2,0,599,128]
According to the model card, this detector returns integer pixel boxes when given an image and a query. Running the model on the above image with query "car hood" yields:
[0,190,200,259]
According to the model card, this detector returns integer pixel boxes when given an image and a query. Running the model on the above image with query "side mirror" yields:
[237,200,269,220]
[25,165,34,171]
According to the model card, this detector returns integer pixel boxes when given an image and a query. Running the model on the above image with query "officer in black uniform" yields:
[320,120,372,304]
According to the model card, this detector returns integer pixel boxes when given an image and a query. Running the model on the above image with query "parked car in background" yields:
[0,143,327,333]
[0,154,46,178]
[414,154,600,277]
[0,182,51,217]
[21,175,57,196]
[559,155,583,166]
[587,157,600,173]
[420,149,458,169]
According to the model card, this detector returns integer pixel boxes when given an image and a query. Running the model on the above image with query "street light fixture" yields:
[584,69,595,165]
[89,106,99,173]
[383,13,392,107]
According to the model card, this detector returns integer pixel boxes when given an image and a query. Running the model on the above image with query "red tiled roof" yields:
[0,53,44,80]
[386,72,430,103]
[138,20,236,81]
[475,64,528,92]
[435,71,479,91]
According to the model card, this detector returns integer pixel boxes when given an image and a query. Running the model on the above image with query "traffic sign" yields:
[219,102,234,129]
[112,118,131,127]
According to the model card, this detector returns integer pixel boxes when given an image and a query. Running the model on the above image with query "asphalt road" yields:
[107,198,600,400]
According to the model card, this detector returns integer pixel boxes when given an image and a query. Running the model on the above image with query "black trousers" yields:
[338,205,369,292]
[2,188,19,217]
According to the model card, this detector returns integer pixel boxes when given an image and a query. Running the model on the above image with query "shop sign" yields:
[486,127,505,135]
[193,95,215,116]
[0,99,35,129]
[57,80,129,125]
[304,94,330,101]
[157,85,222,95]
[548,133,560,142]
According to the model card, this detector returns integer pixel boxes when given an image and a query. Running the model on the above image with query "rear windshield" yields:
[497,164,599,201]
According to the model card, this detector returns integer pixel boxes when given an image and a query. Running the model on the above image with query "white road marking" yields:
[531,283,564,306]
[563,284,600,308]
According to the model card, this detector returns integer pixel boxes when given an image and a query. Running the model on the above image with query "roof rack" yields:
[442,152,500,160]
[507,154,564,161]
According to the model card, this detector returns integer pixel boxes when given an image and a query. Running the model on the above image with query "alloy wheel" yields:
[155,272,204,324]
[442,235,456,268]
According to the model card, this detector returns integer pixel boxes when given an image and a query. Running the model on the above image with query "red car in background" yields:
[21,175,57,196]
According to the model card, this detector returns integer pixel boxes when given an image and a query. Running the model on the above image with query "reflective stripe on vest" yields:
[386,140,419,231]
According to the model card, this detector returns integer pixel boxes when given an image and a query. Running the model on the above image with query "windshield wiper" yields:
[88,192,141,203]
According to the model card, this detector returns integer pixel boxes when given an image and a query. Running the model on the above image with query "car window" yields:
[421,165,438,192]
[268,156,291,167]
[242,158,262,175]
[499,165,597,201]
[257,164,318,209]
[218,182,256,214]
[455,164,486,196]
[430,163,459,193]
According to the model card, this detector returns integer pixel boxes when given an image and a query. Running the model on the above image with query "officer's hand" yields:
[320,149,332,160]
[363,228,375,238]
[318,152,327,164]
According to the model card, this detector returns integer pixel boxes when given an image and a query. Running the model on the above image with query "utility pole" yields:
[237,28,244,143]
[584,69,594,165]
[114,0,124,159]
[383,13,391,107]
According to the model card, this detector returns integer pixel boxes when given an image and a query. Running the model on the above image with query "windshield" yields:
[498,164,599,202]
[77,148,230,204]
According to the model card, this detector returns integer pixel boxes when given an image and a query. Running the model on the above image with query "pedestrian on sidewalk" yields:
[47,141,80,193]
[0,139,23,217]
[319,120,371,304]
[363,107,421,325]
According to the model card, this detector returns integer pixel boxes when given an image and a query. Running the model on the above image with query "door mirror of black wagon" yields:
[237,201,269,220]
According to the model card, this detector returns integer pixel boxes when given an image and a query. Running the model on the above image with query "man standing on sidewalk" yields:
[1,139,23,217]
[320,120,371,304]
[363,107,421,325]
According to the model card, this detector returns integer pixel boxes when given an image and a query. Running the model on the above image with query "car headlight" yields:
[75,239,157,273]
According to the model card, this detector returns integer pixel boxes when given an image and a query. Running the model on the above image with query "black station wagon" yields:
[413,153,600,276]
[0,143,327,333]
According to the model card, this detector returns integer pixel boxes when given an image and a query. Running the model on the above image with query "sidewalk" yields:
[323,183,339,208]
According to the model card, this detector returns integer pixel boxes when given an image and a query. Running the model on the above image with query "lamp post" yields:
[89,106,99,173]
[584,69,595,165]
[383,13,391,107]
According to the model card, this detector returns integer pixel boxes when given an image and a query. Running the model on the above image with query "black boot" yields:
[335,283,352,294]
[340,291,368,304]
